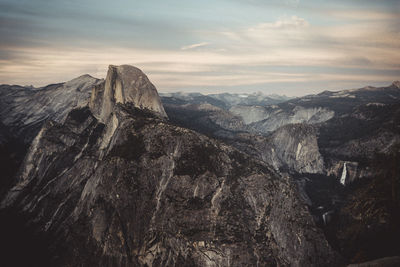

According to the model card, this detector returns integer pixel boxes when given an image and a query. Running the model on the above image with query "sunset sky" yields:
[1,0,399,96]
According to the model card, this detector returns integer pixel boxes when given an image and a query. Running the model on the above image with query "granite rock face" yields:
[0,75,103,196]
[0,74,102,143]
[90,65,167,122]
[214,124,325,175]
[1,65,340,266]
[261,124,325,174]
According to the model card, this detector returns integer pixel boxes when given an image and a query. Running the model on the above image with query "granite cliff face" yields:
[0,75,103,196]
[0,75,102,142]
[260,124,325,174]
[1,65,340,266]
[90,65,167,122]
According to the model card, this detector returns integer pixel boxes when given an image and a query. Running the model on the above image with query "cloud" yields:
[220,15,400,67]
[250,15,309,30]
[181,42,210,50]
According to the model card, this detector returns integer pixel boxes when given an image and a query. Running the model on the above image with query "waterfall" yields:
[340,162,347,185]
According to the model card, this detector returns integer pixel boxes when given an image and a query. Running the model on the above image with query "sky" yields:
[0,0,399,96]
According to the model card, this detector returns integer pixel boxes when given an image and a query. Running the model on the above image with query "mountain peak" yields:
[63,74,100,91]
[91,64,167,122]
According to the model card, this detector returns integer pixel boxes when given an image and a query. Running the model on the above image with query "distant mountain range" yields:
[160,91,291,109]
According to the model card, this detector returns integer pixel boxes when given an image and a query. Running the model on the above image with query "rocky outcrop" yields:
[223,124,326,175]
[90,65,167,122]
[1,65,340,266]
[0,75,102,143]
[0,75,103,197]
[255,124,325,174]
[89,64,167,153]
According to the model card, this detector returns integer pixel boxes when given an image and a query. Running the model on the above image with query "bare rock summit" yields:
[90,65,167,122]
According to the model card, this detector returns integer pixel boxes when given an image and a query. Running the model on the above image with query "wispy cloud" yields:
[249,15,309,30]
[181,42,210,50]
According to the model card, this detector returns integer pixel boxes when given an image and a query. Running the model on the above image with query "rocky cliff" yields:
[90,65,167,122]
[261,124,325,174]
[0,75,102,142]
[0,65,340,266]
[0,75,103,196]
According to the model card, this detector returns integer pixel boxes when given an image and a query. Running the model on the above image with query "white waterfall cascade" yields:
[340,162,347,185]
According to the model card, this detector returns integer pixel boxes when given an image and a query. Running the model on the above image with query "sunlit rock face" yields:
[1,65,340,267]
[89,64,168,153]
[263,124,325,174]
[0,74,103,143]
[90,65,167,122]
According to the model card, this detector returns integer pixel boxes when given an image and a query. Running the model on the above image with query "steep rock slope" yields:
[217,124,325,175]
[1,65,339,266]
[0,75,103,196]
[260,124,324,174]
[0,75,103,142]
[90,65,167,121]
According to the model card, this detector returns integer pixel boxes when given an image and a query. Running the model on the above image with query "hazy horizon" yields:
[1,0,399,96]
